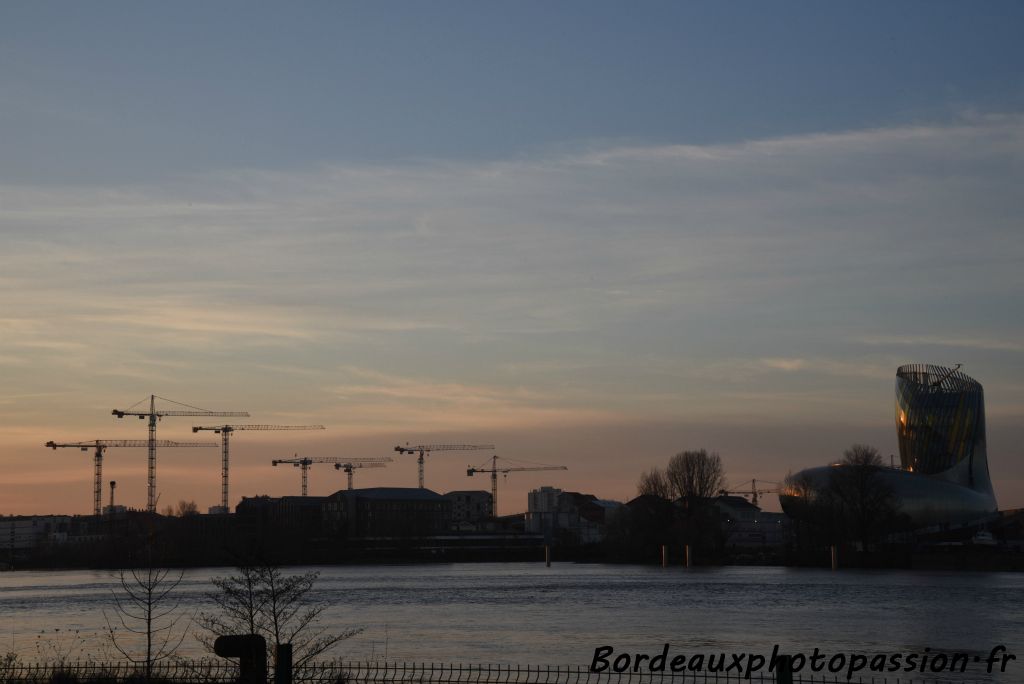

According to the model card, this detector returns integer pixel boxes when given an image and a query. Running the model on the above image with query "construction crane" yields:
[112,395,248,513]
[272,455,393,496]
[718,479,781,508]
[191,424,325,512]
[394,443,495,489]
[467,455,567,517]
[44,439,218,515]
[333,461,389,490]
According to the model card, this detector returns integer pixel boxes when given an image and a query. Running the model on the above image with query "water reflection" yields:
[1,564,1020,681]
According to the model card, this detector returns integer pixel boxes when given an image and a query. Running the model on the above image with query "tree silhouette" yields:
[104,566,191,678]
[829,443,899,549]
[666,449,726,500]
[199,564,361,668]
[636,468,672,499]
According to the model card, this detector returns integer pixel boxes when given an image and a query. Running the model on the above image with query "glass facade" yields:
[780,364,997,528]
[895,364,987,487]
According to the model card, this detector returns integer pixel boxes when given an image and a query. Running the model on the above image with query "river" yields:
[2,563,1021,680]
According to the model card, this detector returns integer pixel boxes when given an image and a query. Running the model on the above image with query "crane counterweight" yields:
[272,455,392,496]
[394,443,494,488]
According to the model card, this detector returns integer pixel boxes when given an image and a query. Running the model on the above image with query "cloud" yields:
[859,335,1024,354]
[322,366,620,434]
[759,358,808,372]
[0,113,1021,454]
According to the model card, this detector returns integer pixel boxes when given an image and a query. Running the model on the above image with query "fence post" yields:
[661,545,667,567]
[275,643,292,684]
[545,545,551,567]
[775,655,793,684]
[831,545,838,570]
[214,634,267,684]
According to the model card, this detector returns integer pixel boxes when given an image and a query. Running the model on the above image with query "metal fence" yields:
[313,662,996,684]
[0,660,237,683]
[0,660,997,684]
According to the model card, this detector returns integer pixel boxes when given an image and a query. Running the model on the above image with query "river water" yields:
[2,563,1022,680]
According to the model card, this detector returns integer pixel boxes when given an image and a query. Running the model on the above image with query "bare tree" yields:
[175,500,199,517]
[261,567,361,667]
[841,443,885,468]
[636,467,673,499]
[829,443,899,549]
[780,470,814,518]
[783,470,845,547]
[196,564,266,654]
[0,652,20,682]
[104,566,191,678]
[200,564,361,668]
[666,449,726,500]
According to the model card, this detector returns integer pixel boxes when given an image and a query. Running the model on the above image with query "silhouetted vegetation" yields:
[104,565,191,679]
[604,449,730,563]
[197,563,361,668]
[785,444,906,559]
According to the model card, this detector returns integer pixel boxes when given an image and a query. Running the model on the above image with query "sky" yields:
[2,2,1023,516]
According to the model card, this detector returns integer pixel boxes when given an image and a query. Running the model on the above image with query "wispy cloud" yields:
[859,335,1024,353]
[1,114,1023,509]
[322,366,618,433]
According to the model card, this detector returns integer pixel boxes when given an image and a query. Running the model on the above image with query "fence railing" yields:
[0,660,238,683]
[0,660,997,684]
[300,662,776,683]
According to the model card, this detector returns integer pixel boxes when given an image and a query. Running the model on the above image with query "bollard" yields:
[661,544,667,567]
[214,634,267,684]
[831,545,838,571]
[545,545,551,567]
[275,643,293,684]
[776,654,794,684]
[684,544,692,568]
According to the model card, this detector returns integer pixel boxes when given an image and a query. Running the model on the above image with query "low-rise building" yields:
[713,495,788,548]
[444,490,492,529]
[525,487,622,545]
[326,487,451,538]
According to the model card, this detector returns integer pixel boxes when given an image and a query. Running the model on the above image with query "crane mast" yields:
[112,395,248,512]
[467,455,567,517]
[334,461,389,490]
[272,455,392,496]
[45,439,218,515]
[192,424,325,512]
[394,443,495,489]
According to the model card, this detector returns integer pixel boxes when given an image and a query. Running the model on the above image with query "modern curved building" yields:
[780,364,998,528]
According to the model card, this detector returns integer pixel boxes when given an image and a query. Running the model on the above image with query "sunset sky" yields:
[2,2,1023,515]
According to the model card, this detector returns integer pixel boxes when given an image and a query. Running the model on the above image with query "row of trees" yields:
[605,449,730,562]
[628,444,903,559]
[636,449,726,500]
[785,443,903,551]
[100,558,361,676]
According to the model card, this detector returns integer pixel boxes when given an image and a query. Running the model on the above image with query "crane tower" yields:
[45,439,218,515]
[394,443,494,488]
[467,455,567,517]
[112,395,248,512]
[192,424,325,512]
[334,461,389,490]
[272,455,392,496]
